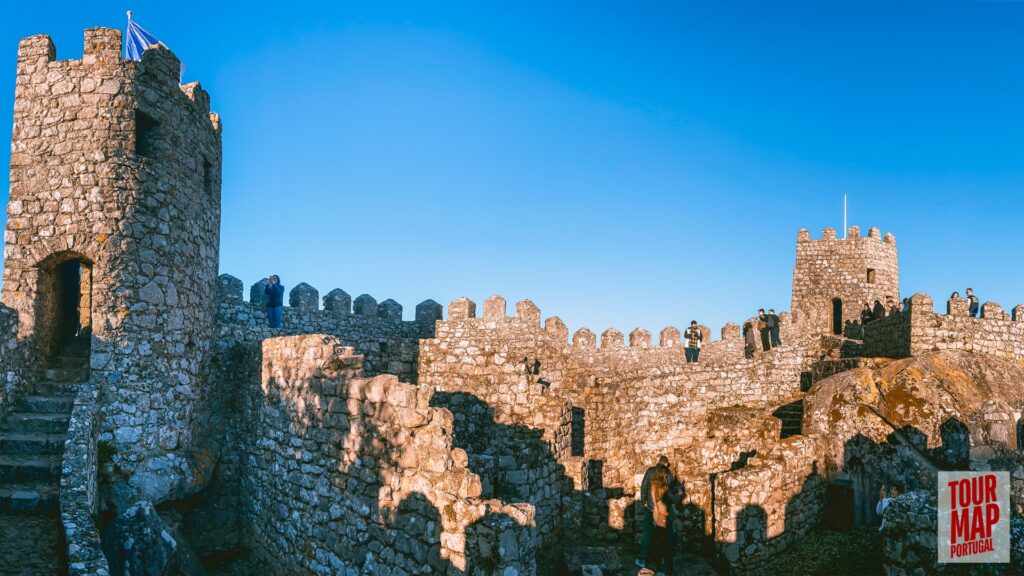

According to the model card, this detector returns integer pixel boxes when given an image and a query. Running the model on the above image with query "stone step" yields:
[52,355,88,370]
[33,381,78,397]
[0,482,59,512]
[2,413,70,435]
[0,455,61,484]
[43,367,87,383]
[16,395,73,414]
[0,433,66,456]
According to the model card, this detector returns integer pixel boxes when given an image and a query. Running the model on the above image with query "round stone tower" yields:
[791,225,899,336]
[2,28,222,466]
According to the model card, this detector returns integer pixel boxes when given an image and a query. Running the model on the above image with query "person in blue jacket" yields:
[265,275,285,328]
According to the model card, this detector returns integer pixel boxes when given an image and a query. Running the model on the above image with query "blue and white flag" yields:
[125,11,163,61]
[124,11,186,80]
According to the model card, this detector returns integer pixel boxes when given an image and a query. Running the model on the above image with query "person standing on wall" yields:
[742,321,757,358]
[757,309,772,351]
[767,308,782,347]
[684,320,703,363]
[872,299,886,321]
[966,288,980,318]
[265,275,285,329]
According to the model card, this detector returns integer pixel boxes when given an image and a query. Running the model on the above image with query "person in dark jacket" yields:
[872,299,886,321]
[767,308,782,347]
[887,297,900,316]
[742,321,757,358]
[966,288,980,318]
[265,275,285,328]
[757,309,772,351]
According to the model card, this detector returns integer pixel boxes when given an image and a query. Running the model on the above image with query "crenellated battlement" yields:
[434,294,803,371]
[16,28,219,133]
[218,273,441,327]
[863,291,1024,360]
[796,225,896,245]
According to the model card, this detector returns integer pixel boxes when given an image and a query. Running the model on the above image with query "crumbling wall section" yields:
[239,334,539,575]
[713,437,827,574]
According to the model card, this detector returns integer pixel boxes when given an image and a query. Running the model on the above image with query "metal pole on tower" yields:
[843,194,847,239]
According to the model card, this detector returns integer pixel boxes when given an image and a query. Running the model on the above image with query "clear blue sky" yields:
[2,1,1022,337]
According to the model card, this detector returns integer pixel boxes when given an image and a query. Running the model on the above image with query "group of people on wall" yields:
[741,308,782,359]
[679,308,784,365]
[857,287,982,335]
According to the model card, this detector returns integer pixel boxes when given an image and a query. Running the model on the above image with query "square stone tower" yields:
[791,226,899,336]
[3,28,222,465]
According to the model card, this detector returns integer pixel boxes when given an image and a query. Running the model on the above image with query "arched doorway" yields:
[831,298,843,335]
[37,252,92,363]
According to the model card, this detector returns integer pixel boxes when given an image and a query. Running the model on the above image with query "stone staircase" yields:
[0,338,89,512]
[771,400,805,439]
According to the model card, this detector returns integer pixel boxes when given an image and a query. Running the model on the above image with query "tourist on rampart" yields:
[684,320,702,363]
[637,455,677,569]
[966,288,980,317]
[265,275,285,328]
[902,298,910,313]
[876,483,903,532]
[887,297,899,316]
[757,309,772,351]
[742,321,757,358]
[767,308,782,347]
[860,303,874,324]
[872,299,886,321]
[950,291,960,300]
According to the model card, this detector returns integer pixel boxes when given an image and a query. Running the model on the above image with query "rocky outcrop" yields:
[806,350,1024,481]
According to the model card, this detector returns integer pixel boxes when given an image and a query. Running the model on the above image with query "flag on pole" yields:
[125,11,186,80]
[125,11,164,61]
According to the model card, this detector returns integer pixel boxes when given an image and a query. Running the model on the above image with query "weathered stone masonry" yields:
[2,28,223,490]
[239,334,539,575]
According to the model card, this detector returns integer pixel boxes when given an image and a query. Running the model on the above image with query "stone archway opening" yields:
[37,252,93,364]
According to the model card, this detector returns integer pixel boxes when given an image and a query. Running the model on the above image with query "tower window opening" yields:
[203,158,214,198]
[135,110,160,159]
[867,269,876,284]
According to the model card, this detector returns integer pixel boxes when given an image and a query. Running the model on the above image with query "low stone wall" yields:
[239,334,539,575]
[0,304,33,414]
[713,436,827,574]
[862,311,911,359]
[61,378,110,576]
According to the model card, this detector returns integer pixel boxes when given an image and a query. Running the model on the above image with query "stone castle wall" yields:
[2,28,223,481]
[713,436,827,574]
[792,226,899,334]
[216,274,439,383]
[0,305,32,414]
[863,293,1024,361]
[238,335,539,575]
[418,295,819,492]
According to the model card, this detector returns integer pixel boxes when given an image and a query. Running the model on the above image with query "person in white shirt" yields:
[876,483,903,531]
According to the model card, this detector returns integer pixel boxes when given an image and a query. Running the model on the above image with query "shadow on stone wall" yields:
[839,419,970,529]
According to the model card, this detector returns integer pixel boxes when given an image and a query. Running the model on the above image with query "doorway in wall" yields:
[38,253,92,363]
[831,298,843,335]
